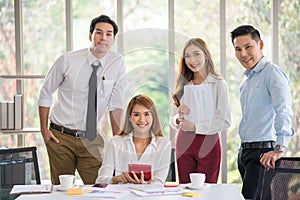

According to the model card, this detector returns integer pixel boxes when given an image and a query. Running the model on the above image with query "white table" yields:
[15,183,245,200]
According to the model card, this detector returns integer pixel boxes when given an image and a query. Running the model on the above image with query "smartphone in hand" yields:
[128,164,152,181]
[93,183,108,188]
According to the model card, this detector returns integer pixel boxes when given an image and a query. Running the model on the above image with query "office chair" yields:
[256,157,300,200]
[0,146,41,189]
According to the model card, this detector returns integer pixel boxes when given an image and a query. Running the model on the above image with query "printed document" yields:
[183,84,215,123]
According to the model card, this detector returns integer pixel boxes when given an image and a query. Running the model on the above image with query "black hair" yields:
[89,15,118,37]
[230,25,261,44]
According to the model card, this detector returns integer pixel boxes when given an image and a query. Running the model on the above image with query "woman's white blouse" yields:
[170,74,231,135]
[96,133,172,185]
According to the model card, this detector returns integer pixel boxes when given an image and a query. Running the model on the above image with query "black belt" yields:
[241,141,275,149]
[50,123,85,138]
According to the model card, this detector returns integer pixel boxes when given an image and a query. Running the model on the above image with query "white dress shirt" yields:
[170,73,231,135]
[38,48,127,130]
[96,133,172,185]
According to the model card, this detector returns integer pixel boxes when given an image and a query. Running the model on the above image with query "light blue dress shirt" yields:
[238,56,293,147]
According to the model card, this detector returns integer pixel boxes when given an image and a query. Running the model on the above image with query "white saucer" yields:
[55,185,79,191]
[186,183,209,190]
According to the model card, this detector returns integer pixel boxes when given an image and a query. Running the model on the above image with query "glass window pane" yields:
[72,0,117,50]
[0,1,16,99]
[227,0,271,59]
[23,0,66,75]
[0,134,18,148]
[174,0,220,72]
[23,79,44,128]
[122,0,170,136]
[279,0,300,157]
[123,0,168,31]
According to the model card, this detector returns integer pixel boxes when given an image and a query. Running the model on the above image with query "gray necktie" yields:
[86,61,100,141]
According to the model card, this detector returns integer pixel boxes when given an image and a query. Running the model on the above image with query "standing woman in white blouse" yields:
[170,38,231,183]
[96,94,171,185]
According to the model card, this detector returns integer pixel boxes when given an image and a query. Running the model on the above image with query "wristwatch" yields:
[274,145,286,153]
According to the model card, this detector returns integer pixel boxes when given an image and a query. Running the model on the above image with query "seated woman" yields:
[95,94,172,185]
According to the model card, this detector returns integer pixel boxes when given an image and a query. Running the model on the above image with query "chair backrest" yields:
[256,157,300,200]
[166,147,177,182]
[0,146,41,189]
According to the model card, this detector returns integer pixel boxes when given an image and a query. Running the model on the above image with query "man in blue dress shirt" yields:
[230,25,294,199]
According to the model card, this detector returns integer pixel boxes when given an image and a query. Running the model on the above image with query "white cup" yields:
[190,173,206,188]
[59,174,75,189]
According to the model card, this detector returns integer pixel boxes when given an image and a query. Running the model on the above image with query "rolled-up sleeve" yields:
[38,55,65,107]
[107,58,127,111]
[269,67,294,147]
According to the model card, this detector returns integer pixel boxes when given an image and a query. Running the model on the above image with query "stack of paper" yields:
[10,184,52,194]
[80,186,127,198]
[129,186,185,197]
[183,84,215,123]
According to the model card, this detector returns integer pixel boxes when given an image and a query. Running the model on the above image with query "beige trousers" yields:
[46,127,104,184]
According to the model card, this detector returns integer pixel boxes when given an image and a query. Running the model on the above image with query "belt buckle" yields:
[75,131,85,138]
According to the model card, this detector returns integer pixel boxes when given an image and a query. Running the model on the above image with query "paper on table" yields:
[183,84,215,123]
[81,186,126,198]
[10,184,52,194]
[130,186,185,197]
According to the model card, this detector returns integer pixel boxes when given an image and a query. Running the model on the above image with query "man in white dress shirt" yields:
[38,15,126,185]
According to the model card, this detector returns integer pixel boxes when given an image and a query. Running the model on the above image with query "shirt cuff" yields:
[38,99,52,107]
[276,133,293,147]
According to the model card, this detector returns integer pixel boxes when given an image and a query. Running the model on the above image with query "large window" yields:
[0,0,299,184]
[122,0,170,136]
[72,0,117,50]
[0,1,16,96]
[278,0,300,156]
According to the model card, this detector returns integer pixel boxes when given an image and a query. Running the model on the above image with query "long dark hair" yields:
[172,38,222,104]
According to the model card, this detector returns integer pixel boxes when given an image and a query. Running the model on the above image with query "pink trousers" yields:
[176,130,221,183]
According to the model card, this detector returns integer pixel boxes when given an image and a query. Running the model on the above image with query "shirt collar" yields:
[124,132,158,149]
[243,56,268,77]
[87,48,106,68]
[188,73,218,85]
[205,73,218,83]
